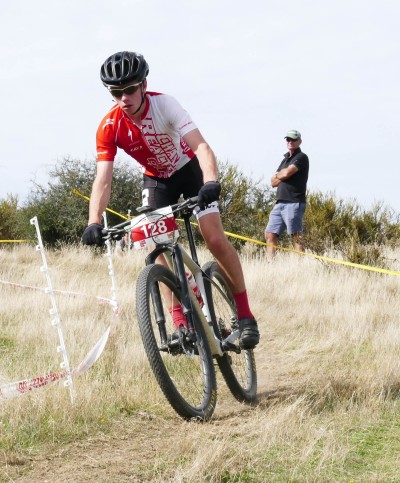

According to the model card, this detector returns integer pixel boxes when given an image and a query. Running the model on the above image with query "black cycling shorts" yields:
[141,157,203,210]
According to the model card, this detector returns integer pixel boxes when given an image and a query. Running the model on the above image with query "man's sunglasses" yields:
[285,137,298,142]
[108,82,142,98]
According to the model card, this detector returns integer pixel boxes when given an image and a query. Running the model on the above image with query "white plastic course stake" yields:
[102,212,120,319]
[30,216,75,402]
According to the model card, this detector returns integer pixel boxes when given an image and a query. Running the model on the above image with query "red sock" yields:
[233,290,254,320]
[169,305,188,329]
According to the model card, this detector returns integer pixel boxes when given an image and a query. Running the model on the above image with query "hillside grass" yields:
[1,243,400,481]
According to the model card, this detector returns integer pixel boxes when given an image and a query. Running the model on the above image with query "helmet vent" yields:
[100,51,149,87]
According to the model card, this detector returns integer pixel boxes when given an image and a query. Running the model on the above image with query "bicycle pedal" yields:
[159,329,199,356]
[159,340,181,354]
[221,340,241,354]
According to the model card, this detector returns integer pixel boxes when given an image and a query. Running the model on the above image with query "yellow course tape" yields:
[71,189,129,220]
[0,240,32,243]
[185,222,400,277]
[223,229,400,277]
[70,188,400,278]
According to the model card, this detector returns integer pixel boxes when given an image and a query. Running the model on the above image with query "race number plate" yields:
[128,206,179,249]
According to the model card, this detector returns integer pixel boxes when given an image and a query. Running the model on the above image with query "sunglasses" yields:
[286,137,298,142]
[108,82,142,98]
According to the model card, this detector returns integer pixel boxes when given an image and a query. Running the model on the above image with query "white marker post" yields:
[127,209,132,252]
[30,217,75,402]
[102,212,120,319]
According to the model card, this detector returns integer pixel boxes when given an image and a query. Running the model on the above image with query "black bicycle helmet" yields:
[100,51,149,87]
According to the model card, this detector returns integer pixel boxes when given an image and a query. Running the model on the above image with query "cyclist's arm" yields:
[183,129,218,183]
[88,161,114,225]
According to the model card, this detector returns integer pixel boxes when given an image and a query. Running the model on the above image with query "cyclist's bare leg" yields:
[198,212,259,348]
[198,212,245,294]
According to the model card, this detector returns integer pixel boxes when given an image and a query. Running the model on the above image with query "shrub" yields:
[19,157,143,245]
[0,195,27,240]
[303,191,400,266]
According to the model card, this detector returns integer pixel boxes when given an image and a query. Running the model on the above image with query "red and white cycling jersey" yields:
[96,92,197,178]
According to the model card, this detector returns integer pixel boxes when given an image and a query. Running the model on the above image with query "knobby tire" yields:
[136,264,217,421]
[203,261,257,402]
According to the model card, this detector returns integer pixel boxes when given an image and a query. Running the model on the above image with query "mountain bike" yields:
[103,197,257,421]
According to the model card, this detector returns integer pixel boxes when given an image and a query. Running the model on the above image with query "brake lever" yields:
[136,205,153,214]
[101,228,125,241]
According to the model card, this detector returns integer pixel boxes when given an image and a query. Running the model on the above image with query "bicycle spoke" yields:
[203,261,257,403]
[136,264,217,420]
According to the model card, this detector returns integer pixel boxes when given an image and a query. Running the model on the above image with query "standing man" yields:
[81,51,259,349]
[265,130,309,258]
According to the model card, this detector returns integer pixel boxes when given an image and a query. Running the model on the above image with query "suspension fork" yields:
[145,244,197,338]
[171,244,197,338]
[149,281,168,346]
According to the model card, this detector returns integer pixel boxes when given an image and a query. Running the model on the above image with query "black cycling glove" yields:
[197,181,221,210]
[82,223,104,246]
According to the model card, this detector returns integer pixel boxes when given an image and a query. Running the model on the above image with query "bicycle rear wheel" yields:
[136,263,217,421]
[203,261,257,403]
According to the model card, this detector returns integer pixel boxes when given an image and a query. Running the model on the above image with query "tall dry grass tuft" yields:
[2,243,400,480]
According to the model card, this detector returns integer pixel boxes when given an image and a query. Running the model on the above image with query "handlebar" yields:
[170,196,199,213]
[101,196,199,241]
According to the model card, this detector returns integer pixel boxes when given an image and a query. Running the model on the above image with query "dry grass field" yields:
[1,242,400,482]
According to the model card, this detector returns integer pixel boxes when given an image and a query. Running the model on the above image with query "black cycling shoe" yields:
[238,318,260,349]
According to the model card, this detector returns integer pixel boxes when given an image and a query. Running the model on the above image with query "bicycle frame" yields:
[143,208,224,357]
[103,198,257,417]
[104,198,238,357]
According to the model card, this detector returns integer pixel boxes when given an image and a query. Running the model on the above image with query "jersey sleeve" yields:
[161,95,197,137]
[96,114,118,162]
[293,153,309,172]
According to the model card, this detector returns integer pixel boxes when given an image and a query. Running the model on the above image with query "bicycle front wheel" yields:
[203,261,257,403]
[136,263,217,421]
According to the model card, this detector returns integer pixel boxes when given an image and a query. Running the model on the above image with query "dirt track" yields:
[1,333,278,483]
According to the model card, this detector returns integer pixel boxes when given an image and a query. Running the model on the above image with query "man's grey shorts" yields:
[265,201,306,236]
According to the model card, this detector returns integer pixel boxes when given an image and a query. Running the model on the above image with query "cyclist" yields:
[82,51,260,349]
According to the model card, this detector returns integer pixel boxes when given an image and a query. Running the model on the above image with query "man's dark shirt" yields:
[276,147,309,203]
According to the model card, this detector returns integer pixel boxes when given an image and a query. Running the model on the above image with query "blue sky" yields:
[1,0,399,212]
